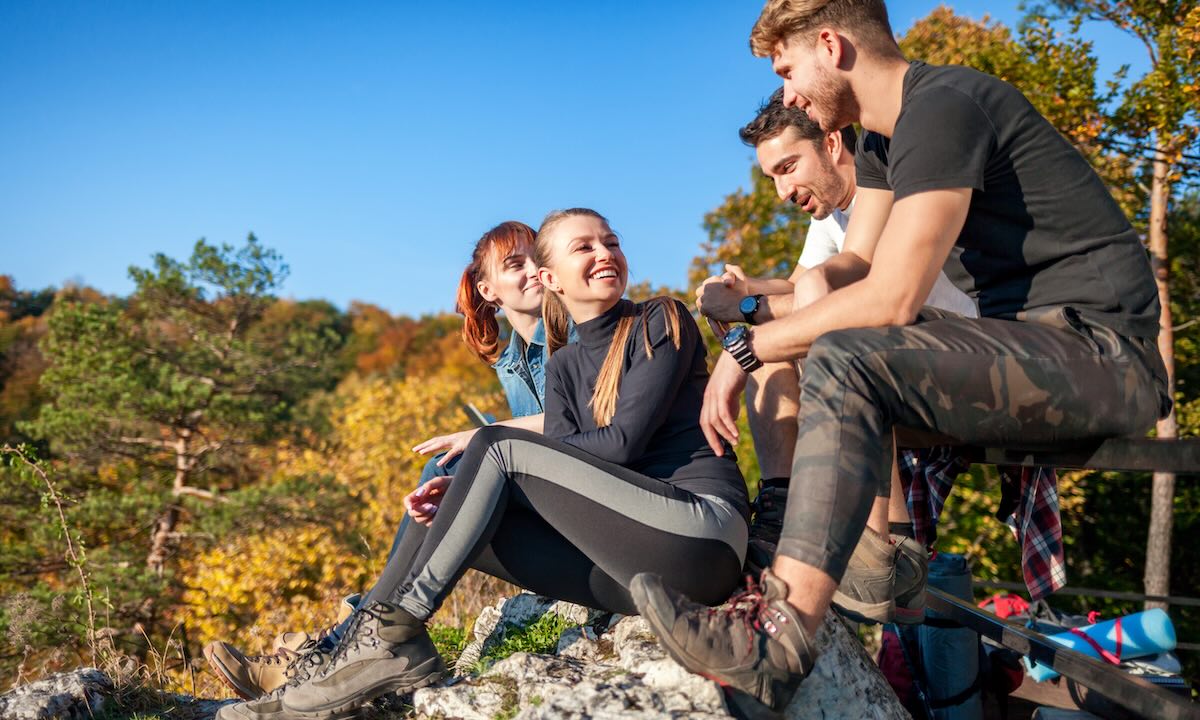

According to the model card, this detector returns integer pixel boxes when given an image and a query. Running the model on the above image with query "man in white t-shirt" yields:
[696,89,977,585]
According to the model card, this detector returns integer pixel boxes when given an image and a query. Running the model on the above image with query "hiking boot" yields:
[893,535,928,624]
[630,570,817,714]
[215,646,334,720]
[273,593,361,654]
[283,601,446,716]
[207,593,362,700]
[745,485,787,575]
[832,529,929,625]
[831,527,898,624]
[204,642,297,701]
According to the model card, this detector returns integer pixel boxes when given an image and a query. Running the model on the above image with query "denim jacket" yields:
[492,319,576,418]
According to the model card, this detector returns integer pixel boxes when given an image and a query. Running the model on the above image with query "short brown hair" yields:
[750,0,899,59]
[739,87,857,152]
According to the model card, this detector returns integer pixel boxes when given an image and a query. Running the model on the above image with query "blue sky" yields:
[0,1,1146,316]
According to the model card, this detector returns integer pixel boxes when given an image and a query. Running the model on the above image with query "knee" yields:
[418,455,448,482]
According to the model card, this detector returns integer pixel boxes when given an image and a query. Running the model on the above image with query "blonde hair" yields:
[750,0,900,58]
[534,208,681,427]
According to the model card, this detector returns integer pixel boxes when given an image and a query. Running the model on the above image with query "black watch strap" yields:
[741,294,765,325]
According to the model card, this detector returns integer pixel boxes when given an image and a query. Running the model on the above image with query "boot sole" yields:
[724,687,784,720]
[203,644,269,701]
[282,656,447,716]
[830,590,894,625]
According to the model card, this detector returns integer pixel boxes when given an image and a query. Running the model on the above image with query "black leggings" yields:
[363,426,747,617]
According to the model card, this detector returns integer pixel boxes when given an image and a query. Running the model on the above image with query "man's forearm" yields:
[752,275,909,362]
[745,277,795,296]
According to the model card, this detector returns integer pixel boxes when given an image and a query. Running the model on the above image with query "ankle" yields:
[772,555,837,636]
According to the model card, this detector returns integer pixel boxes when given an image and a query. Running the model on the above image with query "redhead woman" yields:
[211,208,750,720]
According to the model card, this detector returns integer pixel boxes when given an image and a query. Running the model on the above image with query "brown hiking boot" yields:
[832,529,928,625]
[215,646,333,720]
[282,601,446,716]
[204,642,296,701]
[207,593,362,700]
[630,570,817,715]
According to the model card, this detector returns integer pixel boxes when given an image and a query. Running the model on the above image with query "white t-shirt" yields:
[797,197,979,318]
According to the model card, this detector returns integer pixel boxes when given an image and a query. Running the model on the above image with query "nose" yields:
[781,84,799,108]
[775,176,795,203]
[594,243,616,262]
[524,257,539,279]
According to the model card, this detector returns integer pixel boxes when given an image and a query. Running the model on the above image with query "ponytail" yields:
[590,297,682,427]
[456,221,537,364]
[457,264,501,363]
[542,291,573,357]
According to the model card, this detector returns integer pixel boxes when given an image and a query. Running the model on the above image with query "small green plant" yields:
[427,623,469,668]
[472,613,577,674]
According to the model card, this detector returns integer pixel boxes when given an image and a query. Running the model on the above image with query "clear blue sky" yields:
[0,1,1146,317]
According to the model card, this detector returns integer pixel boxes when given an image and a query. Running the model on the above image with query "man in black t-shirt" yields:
[630,0,1171,712]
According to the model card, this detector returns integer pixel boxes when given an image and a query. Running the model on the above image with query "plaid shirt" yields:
[899,448,1066,601]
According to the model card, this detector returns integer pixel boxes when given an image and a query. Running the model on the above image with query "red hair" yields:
[456,221,537,364]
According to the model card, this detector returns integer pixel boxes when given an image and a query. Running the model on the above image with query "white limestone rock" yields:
[0,668,113,720]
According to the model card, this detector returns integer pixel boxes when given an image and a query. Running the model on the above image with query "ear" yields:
[818,28,843,68]
[826,128,844,163]
[537,266,562,293]
[476,279,500,305]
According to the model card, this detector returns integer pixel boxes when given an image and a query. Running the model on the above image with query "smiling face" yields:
[537,214,628,323]
[756,127,849,220]
[771,33,859,133]
[476,242,543,318]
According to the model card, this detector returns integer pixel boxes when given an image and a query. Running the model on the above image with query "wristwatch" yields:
[739,294,764,325]
[721,325,763,373]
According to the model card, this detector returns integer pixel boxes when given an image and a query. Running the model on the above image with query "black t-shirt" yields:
[544,298,749,520]
[856,61,1159,338]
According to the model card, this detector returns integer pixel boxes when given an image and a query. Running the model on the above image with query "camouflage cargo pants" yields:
[779,306,1170,581]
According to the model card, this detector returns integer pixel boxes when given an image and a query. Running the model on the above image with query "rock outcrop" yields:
[0,593,909,719]
[0,668,113,720]
[414,592,910,720]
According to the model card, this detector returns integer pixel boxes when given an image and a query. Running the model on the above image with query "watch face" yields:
[723,324,747,348]
[739,295,759,315]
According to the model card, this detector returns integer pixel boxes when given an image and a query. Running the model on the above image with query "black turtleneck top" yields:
[543,298,749,519]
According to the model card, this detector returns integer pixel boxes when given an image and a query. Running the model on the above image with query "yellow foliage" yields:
[173,368,508,669]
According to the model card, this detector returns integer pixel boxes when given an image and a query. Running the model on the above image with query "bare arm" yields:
[753,188,971,360]
[700,188,972,451]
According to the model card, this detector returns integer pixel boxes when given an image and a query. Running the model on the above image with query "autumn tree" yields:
[1041,0,1200,608]
[25,236,343,578]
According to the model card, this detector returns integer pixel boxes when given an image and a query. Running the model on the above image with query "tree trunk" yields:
[146,430,192,576]
[1144,144,1175,611]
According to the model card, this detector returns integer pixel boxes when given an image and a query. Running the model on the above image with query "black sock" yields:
[760,476,790,490]
[889,521,915,539]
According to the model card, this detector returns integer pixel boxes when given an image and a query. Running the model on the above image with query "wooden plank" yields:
[925,589,1200,720]
[948,438,1200,473]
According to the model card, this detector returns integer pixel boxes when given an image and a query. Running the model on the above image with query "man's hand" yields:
[696,264,749,323]
[403,475,452,527]
[413,428,479,466]
[701,352,749,455]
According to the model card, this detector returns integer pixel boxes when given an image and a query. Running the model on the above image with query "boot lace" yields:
[322,603,385,672]
[705,575,773,657]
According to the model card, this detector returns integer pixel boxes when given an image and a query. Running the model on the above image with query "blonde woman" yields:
[217,209,750,720]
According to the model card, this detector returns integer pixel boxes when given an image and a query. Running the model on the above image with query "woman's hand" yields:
[403,475,452,527]
[413,428,479,466]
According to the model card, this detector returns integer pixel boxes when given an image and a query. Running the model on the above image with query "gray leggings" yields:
[364,426,748,618]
